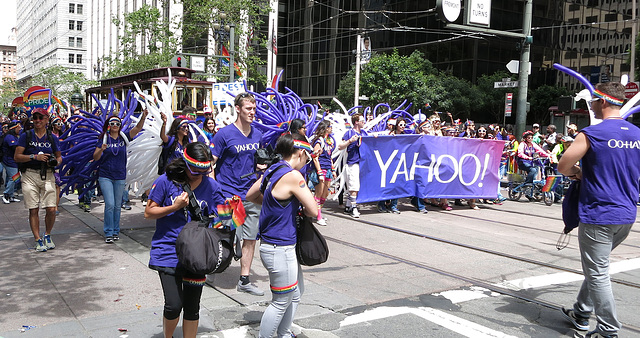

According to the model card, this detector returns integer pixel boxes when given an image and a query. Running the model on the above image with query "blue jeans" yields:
[411,197,425,211]
[573,222,632,335]
[259,243,303,338]
[519,161,538,184]
[3,166,18,196]
[98,177,125,237]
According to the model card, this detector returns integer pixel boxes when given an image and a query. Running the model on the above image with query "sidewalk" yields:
[0,194,350,338]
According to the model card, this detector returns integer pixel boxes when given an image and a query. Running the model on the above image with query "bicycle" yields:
[508,157,554,206]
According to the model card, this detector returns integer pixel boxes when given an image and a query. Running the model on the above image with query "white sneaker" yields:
[351,207,360,218]
[316,218,327,226]
[2,195,9,204]
[10,196,20,202]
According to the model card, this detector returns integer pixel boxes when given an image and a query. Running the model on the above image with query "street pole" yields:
[229,24,235,83]
[631,0,636,82]
[354,34,362,111]
[515,0,532,138]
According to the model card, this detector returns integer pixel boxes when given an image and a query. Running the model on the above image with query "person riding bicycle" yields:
[517,130,550,200]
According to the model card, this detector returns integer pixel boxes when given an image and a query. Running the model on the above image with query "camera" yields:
[47,156,58,168]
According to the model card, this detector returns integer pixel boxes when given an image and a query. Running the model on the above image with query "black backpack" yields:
[175,183,240,275]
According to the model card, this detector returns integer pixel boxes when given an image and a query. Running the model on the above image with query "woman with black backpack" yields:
[246,133,318,338]
[144,142,225,338]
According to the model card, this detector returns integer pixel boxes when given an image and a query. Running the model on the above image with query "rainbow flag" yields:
[542,176,560,192]
[221,45,243,78]
[12,172,20,183]
[215,195,245,230]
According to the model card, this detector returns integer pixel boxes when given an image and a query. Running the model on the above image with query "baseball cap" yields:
[203,106,213,114]
[566,123,577,130]
[533,123,540,128]
[32,107,50,117]
[562,136,574,142]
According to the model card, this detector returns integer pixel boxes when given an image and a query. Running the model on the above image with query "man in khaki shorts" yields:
[14,108,62,252]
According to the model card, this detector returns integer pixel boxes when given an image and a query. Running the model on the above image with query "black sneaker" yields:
[105,236,114,244]
[561,307,589,331]
[112,235,119,241]
[344,206,352,214]
[586,330,617,338]
[121,203,131,210]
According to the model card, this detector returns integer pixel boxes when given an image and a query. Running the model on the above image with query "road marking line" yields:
[340,306,517,338]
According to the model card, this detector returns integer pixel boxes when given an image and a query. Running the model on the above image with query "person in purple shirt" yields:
[93,112,147,243]
[2,121,21,204]
[246,133,318,338]
[14,108,62,252]
[145,142,225,338]
[338,112,367,218]
[211,92,265,296]
[559,82,640,338]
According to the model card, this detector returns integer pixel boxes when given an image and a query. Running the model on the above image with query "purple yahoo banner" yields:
[357,135,505,202]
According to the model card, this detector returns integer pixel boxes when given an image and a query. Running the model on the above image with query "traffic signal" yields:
[171,55,185,67]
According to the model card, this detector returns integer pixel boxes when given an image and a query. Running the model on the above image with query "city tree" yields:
[0,79,25,109]
[30,66,98,100]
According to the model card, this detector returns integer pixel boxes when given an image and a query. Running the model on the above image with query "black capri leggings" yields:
[158,270,205,321]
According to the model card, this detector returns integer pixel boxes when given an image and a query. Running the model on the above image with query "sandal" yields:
[440,203,452,211]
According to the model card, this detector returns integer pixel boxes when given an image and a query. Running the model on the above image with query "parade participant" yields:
[145,142,224,338]
[245,133,318,338]
[93,111,147,243]
[159,116,190,174]
[14,108,61,252]
[550,135,572,170]
[310,120,335,225]
[559,82,640,338]
[429,114,443,136]
[0,121,7,189]
[542,124,558,151]
[211,92,265,296]
[2,121,21,204]
[50,116,65,213]
[289,118,307,137]
[517,130,550,200]
[201,117,216,144]
[198,106,213,129]
[339,112,367,218]
[183,106,197,121]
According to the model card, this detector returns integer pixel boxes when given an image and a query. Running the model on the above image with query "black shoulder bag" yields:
[175,183,241,275]
[260,164,329,266]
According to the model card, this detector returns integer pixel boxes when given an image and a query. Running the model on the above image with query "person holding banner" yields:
[517,131,550,200]
[2,121,21,204]
[558,82,640,338]
[339,113,367,218]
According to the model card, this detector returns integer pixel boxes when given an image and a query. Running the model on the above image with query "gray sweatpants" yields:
[573,222,632,335]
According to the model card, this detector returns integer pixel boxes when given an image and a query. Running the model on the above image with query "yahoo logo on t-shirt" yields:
[233,142,259,153]
[29,141,52,148]
[106,141,125,148]
[607,139,640,149]
[169,195,209,214]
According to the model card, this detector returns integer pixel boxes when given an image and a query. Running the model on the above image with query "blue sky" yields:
[1,0,17,45]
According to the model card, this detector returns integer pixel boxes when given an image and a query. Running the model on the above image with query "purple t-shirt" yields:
[342,129,367,165]
[163,136,186,168]
[258,162,299,246]
[96,133,131,180]
[314,136,335,170]
[579,119,640,225]
[211,124,263,199]
[17,131,60,170]
[2,134,18,167]
[148,174,225,268]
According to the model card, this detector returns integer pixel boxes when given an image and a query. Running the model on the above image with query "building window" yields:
[77,21,83,30]
[77,54,82,64]
[76,38,82,48]
[69,54,75,63]
[69,37,74,47]
[69,20,75,30]
[77,4,83,14]
[69,3,75,13]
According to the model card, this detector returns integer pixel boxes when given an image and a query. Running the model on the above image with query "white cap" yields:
[203,106,212,114]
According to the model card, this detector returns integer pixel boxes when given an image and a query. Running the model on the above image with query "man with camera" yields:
[14,108,62,252]
[210,93,265,296]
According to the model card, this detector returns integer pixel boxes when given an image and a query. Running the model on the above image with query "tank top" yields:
[258,161,300,246]
[580,119,640,225]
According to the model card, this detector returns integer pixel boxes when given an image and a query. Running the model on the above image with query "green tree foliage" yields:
[337,50,444,113]
[438,75,481,120]
[474,71,515,123]
[0,79,26,109]
[528,84,571,125]
[181,0,269,84]
[30,66,98,100]
[102,4,179,78]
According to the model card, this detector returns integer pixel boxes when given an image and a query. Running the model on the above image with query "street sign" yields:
[506,60,519,74]
[494,81,518,88]
[505,92,513,117]
[625,82,639,99]
[191,56,205,72]
[465,0,491,27]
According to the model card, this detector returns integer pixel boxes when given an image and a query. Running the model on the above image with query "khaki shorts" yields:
[346,163,360,192]
[22,169,57,210]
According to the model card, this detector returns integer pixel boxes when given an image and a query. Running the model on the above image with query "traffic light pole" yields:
[515,0,533,138]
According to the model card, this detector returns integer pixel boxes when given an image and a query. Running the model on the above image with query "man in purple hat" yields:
[14,108,61,252]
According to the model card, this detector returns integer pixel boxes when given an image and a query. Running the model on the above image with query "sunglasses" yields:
[478,130,486,133]
[109,121,121,127]
[179,124,189,130]
[589,97,602,103]
[53,122,64,127]
[398,123,406,127]
[32,115,47,120]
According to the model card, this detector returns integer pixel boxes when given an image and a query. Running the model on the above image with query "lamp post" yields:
[93,61,102,80]
[70,92,83,110]
[212,13,235,83]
